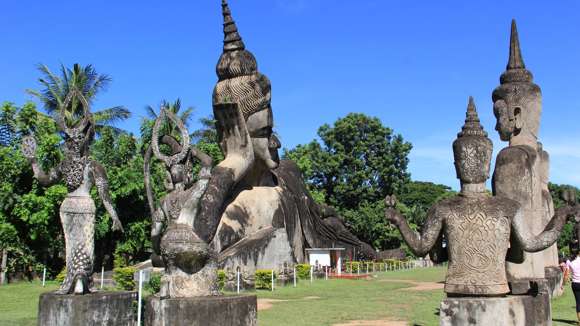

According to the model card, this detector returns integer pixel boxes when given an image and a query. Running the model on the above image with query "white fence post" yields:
[271,270,274,291]
[100,265,104,289]
[293,266,297,287]
[236,269,240,294]
[42,267,46,287]
[137,270,143,326]
[310,265,313,284]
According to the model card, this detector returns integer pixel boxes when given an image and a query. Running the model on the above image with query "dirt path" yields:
[257,296,322,311]
[379,279,443,291]
[332,320,407,326]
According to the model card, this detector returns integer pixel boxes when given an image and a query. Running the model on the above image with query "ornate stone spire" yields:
[500,19,533,84]
[222,0,245,52]
[458,96,487,138]
[453,96,493,184]
[214,0,271,118]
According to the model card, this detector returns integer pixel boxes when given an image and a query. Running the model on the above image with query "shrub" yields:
[345,261,362,273]
[145,272,161,294]
[55,267,66,283]
[295,264,311,279]
[113,267,136,290]
[217,270,226,291]
[255,269,275,290]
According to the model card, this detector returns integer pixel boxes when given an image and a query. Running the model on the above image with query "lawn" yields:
[0,267,578,326]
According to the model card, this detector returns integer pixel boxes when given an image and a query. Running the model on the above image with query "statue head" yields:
[212,0,281,170]
[453,97,493,184]
[492,20,542,143]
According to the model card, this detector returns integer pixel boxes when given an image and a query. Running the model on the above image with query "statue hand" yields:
[384,195,403,225]
[21,135,37,160]
[214,103,254,181]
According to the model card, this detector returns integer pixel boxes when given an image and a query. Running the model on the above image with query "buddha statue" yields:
[191,0,373,273]
[385,97,575,296]
[491,20,558,290]
[21,89,123,295]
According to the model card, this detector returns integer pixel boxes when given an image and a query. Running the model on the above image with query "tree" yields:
[284,113,412,210]
[27,63,130,135]
[549,183,580,257]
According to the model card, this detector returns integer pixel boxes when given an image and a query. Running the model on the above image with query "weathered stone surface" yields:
[491,19,558,283]
[145,295,257,326]
[38,291,136,326]
[440,293,551,326]
[545,266,564,298]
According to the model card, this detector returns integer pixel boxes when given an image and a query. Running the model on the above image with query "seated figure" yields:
[384,97,577,296]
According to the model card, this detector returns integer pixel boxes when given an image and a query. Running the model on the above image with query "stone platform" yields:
[145,295,257,326]
[440,293,551,326]
[38,291,137,326]
[545,266,564,298]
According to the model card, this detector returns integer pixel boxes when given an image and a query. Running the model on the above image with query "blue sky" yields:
[1,0,579,189]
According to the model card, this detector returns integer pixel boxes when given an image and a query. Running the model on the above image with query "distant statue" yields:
[21,89,123,295]
[190,0,373,274]
[491,20,558,288]
[384,97,576,296]
[145,108,218,298]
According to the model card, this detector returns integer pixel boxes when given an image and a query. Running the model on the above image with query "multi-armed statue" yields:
[145,108,217,298]
[21,89,123,295]
[385,97,576,297]
[491,20,559,292]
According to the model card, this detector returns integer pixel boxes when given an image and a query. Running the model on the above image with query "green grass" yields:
[1,268,579,326]
[0,281,59,326]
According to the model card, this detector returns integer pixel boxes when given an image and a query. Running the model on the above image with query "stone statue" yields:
[21,89,123,295]
[491,20,559,289]
[384,97,575,296]
[190,0,373,274]
[145,108,218,298]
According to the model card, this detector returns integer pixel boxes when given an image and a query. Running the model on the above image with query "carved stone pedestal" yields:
[38,291,137,326]
[145,295,257,326]
[545,266,564,298]
[439,293,551,326]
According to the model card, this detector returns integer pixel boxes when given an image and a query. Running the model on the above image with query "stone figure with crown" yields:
[144,107,219,298]
[384,97,575,298]
[21,89,123,295]
[491,20,562,295]
[188,0,374,277]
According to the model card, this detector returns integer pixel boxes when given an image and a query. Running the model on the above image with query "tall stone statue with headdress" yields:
[188,0,373,276]
[21,89,123,295]
[491,20,560,294]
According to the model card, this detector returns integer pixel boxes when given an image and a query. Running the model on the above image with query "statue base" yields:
[439,293,551,326]
[145,295,257,326]
[545,266,564,298]
[38,291,137,326]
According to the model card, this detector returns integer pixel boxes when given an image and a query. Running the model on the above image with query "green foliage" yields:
[55,267,66,283]
[284,113,412,210]
[549,183,580,255]
[255,269,276,290]
[145,272,161,294]
[295,264,311,279]
[217,270,226,291]
[113,267,136,290]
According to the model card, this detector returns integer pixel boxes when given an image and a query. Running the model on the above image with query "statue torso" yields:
[440,195,516,295]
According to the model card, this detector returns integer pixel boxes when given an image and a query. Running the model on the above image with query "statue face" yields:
[492,98,515,141]
[246,108,280,170]
[492,84,542,142]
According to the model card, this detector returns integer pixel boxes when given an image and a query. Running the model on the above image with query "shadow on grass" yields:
[552,318,577,325]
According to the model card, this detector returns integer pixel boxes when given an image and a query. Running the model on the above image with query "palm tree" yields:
[27,63,130,135]
[144,98,193,139]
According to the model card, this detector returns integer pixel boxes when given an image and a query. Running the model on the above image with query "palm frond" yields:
[93,106,131,125]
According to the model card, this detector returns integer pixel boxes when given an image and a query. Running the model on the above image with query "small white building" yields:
[306,248,345,274]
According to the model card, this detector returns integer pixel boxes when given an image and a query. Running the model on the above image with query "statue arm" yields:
[194,103,253,243]
[511,206,571,252]
[21,136,60,186]
[385,196,443,257]
[90,160,123,232]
